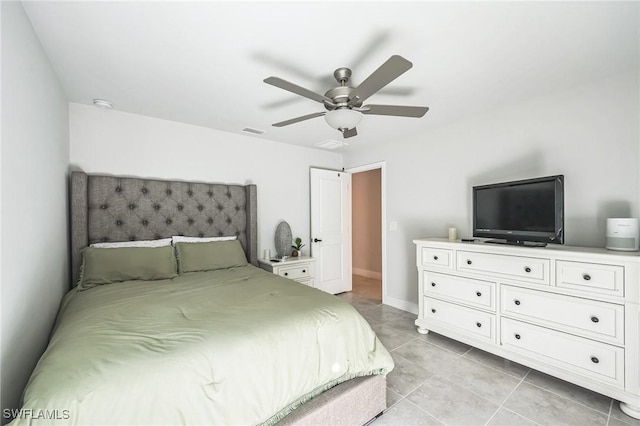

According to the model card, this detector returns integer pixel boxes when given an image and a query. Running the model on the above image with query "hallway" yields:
[352,274,382,304]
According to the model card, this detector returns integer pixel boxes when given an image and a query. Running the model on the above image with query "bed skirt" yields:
[280,375,386,425]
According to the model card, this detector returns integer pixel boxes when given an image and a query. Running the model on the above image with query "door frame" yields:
[346,161,387,305]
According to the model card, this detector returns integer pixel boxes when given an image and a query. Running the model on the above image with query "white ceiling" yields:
[22,1,639,152]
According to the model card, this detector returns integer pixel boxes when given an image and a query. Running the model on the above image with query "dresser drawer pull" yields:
[433,255,438,260]
[583,273,591,281]
[431,308,436,313]
[476,291,482,297]
[514,300,521,306]
[524,266,531,273]
[476,322,482,328]
[591,356,599,364]
[515,334,521,340]
[284,272,289,276]
[591,316,599,323]
[431,282,436,287]
[302,270,306,273]
[466,259,472,265]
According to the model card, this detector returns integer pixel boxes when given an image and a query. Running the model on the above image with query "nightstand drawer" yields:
[277,264,311,280]
[556,261,624,296]
[258,257,316,286]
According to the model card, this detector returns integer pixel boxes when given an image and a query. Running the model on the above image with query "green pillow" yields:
[175,240,248,273]
[78,245,177,290]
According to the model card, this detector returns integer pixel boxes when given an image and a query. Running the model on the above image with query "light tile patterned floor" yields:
[337,288,640,426]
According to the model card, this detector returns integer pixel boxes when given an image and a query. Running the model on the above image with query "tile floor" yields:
[337,289,640,426]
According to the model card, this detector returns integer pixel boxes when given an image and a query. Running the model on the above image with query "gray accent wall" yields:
[1,2,70,421]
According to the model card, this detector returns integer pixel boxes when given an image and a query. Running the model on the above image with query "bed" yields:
[11,171,393,425]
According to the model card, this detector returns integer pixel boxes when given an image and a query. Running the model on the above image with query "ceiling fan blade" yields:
[264,77,334,104]
[342,127,358,138]
[272,112,326,127]
[362,104,429,117]
[348,55,413,105]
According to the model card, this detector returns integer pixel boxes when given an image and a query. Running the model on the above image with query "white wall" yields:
[1,1,70,420]
[344,70,640,311]
[69,103,342,258]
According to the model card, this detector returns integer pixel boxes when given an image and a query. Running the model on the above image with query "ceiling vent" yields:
[242,127,265,135]
[314,139,349,150]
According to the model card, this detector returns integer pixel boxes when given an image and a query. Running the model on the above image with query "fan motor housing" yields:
[324,86,361,110]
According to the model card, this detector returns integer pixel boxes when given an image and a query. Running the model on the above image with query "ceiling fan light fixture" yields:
[324,109,362,130]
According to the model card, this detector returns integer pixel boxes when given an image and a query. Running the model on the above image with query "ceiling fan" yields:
[263,55,429,138]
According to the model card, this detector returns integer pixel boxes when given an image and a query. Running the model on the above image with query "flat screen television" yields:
[473,175,564,246]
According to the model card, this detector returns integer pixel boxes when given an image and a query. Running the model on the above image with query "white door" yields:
[310,168,352,294]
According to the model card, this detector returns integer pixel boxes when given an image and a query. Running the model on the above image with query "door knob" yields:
[313,238,323,242]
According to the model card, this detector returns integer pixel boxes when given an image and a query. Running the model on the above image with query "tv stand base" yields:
[485,239,547,248]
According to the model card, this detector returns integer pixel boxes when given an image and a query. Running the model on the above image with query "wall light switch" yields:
[389,221,398,232]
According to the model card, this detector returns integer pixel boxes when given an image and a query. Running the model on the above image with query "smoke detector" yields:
[93,99,113,109]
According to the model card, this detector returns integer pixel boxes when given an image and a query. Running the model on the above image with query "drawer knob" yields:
[476,291,482,297]
[591,356,599,364]
[591,316,599,323]
[514,300,521,306]
[583,273,591,281]
[524,266,531,273]
[476,322,482,328]
[302,270,306,273]
[431,282,436,287]
[284,272,288,276]
[515,334,521,340]
[433,255,438,260]
[466,259,472,265]
[431,308,436,313]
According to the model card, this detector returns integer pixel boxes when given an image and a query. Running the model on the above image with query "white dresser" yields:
[414,238,640,418]
[258,256,316,287]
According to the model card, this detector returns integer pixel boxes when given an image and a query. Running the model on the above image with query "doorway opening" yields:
[350,164,384,304]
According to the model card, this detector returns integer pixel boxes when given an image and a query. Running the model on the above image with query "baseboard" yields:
[353,268,382,280]
[382,295,418,315]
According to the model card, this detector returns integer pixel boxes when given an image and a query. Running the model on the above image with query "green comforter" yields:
[12,265,393,425]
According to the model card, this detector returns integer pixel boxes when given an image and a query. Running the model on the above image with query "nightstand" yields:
[258,256,316,287]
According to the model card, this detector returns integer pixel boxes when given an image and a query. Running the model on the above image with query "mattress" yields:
[12,265,393,425]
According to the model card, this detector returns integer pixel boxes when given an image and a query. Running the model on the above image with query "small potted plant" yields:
[291,237,305,257]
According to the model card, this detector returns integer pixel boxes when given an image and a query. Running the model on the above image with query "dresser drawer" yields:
[296,277,314,287]
[424,297,495,342]
[501,318,624,387]
[501,285,624,345]
[424,272,495,311]
[276,264,311,280]
[556,261,624,296]
[420,247,453,269]
[457,251,549,284]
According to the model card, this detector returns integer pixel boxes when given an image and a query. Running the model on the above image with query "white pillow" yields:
[171,235,237,244]
[90,238,173,249]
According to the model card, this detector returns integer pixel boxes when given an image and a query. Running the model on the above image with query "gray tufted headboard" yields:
[70,171,258,286]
